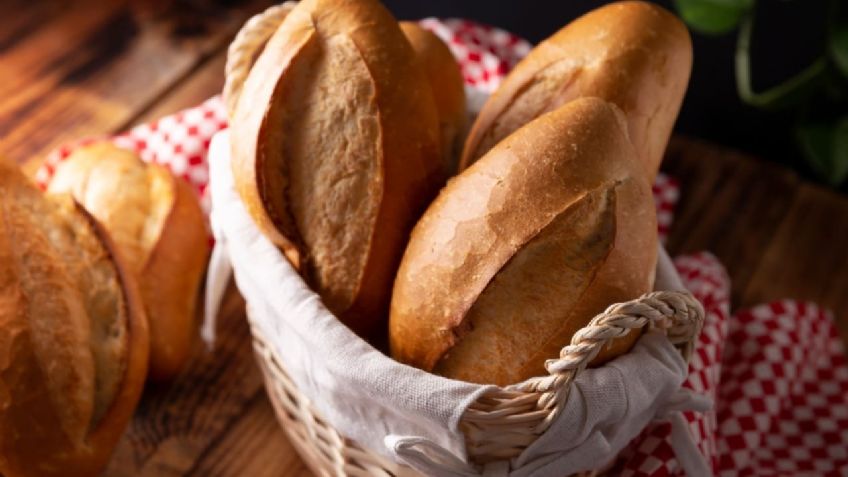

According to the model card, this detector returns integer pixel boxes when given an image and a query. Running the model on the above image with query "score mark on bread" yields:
[389,98,658,386]
[48,143,209,381]
[0,158,149,477]
[230,0,443,337]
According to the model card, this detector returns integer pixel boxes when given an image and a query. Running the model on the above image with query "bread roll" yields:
[400,21,467,174]
[460,1,692,179]
[0,158,149,477]
[231,0,442,336]
[48,144,209,381]
[390,98,657,386]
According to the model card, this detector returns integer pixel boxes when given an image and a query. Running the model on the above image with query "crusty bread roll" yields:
[400,21,467,174]
[460,1,692,179]
[231,0,442,336]
[390,98,657,386]
[48,144,209,381]
[0,158,149,477]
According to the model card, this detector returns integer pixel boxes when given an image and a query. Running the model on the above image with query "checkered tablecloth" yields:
[36,17,848,476]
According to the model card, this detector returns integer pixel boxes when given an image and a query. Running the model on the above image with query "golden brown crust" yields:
[460,1,692,179]
[47,144,174,270]
[48,143,209,381]
[400,21,467,174]
[141,177,209,380]
[231,0,442,337]
[389,98,657,386]
[0,158,149,477]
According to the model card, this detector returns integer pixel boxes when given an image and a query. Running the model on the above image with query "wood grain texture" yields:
[135,50,227,123]
[663,137,801,308]
[742,184,848,343]
[0,0,271,170]
[187,396,311,477]
[103,281,266,476]
[0,0,68,54]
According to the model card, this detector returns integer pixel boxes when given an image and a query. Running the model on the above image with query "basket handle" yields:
[461,290,705,462]
[523,290,705,431]
[223,2,296,120]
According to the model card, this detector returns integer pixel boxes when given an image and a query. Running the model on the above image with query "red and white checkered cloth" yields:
[36,17,848,476]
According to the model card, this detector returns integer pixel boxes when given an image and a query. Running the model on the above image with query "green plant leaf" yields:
[796,117,848,186]
[736,15,827,110]
[831,24,848,77]
[673,0,755,35]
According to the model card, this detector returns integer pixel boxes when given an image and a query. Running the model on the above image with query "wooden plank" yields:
[134,50,227,123]
[103,281,267,476]
[0,0,68,55]
[0,1,124,100]
[663,136,801,309]
[0,0,272,171]
[742,184,848,344]
[186,396,312,477]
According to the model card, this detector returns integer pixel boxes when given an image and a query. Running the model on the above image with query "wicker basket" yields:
[225,5,706,475]
[251,312,420,477]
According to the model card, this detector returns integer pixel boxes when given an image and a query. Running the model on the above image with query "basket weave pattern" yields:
[228,4,706,474]
[251,319,416,476]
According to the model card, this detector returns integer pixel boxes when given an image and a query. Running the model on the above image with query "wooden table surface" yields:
[1,1,847,476]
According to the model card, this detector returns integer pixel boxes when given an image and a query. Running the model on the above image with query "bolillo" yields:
[460,1,692,179]
[230,0,443,337]
[0,158,149,477]
[390,98,658,386]
[48,144,210,381]
[400,21,467,174]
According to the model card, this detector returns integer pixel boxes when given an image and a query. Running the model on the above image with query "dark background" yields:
[383,0,830,183]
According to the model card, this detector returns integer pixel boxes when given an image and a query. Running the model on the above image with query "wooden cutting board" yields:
[1,1,846,475]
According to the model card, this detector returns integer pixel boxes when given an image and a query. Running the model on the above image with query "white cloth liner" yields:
[203,130,712,476]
